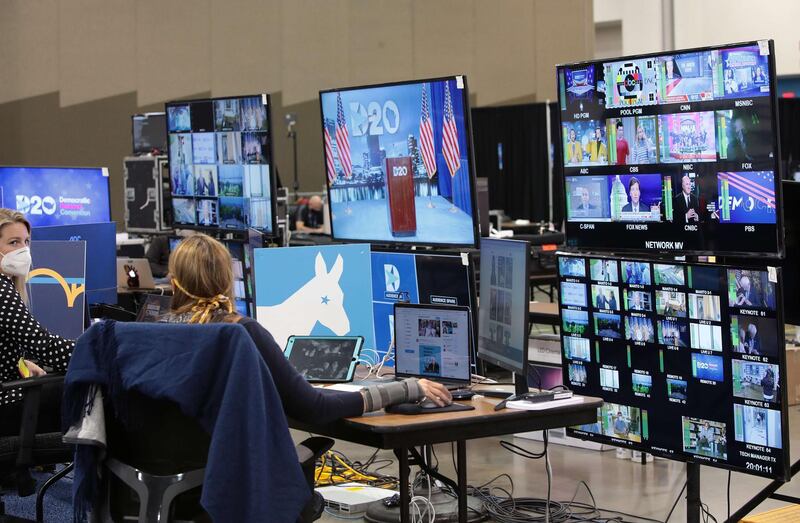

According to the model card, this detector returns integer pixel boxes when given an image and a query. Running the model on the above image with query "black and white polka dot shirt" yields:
[0,274,75,406]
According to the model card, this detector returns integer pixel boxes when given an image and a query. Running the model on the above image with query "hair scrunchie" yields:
[172,277,233,324]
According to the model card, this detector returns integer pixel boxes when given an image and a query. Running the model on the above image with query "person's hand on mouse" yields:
[418,379,452,406]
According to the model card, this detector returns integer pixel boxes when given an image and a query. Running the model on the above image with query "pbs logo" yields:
[392,166,408,177]
[16,195,57,216]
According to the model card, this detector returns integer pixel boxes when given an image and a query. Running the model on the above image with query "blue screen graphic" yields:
[0,167,111,227]
[31,222,117,305]
[692,353,724,382]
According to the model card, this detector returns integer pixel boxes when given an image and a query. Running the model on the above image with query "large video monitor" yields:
[132,112,167,156]
[370,249,476,360]
[165,95,276,235]
[557,41,783,257]
[0,166,111,227]
[319,76,479,247]
[558,252,788,479]
[477,238,530,394]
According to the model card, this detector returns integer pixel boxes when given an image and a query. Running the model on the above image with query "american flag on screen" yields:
[324,126,336,184]
[419,83,437,179]
[335,93,352,179]
[442,81,461,178]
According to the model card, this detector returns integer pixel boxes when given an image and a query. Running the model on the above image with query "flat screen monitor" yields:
[557,252,788,480]
[319,76,479,247]
[393,303,472,385]
[370,249,476,361]
[31,222,117,305]
[0,166,111,227]
[557,40,783,257]
[781,180,800,324]
[165,95,276,235]
[477,238,530,393]
[132,112,167,155]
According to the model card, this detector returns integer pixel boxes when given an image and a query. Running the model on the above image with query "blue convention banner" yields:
[0,167,111,227]
[32,222,117,305]
[254,244,375,350]
[28,240,86,340]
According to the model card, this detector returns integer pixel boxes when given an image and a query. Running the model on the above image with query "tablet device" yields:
[284,336,364,383]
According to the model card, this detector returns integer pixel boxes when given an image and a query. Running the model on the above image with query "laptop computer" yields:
[393,303,472,390]
[117,258,156,290]
[135,293,173,322]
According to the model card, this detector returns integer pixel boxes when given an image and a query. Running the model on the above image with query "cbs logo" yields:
[16,195,57,216]
[392,166,408,177]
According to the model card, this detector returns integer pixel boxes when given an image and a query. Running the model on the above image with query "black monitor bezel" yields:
[131,112,167,156]
[476,237,531,379]
[318,75,480,249]
[557,251,789,481]
[555,39,785,259]
[163,94,278,237]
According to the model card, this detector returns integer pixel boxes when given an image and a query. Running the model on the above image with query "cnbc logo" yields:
[383,264,408,301]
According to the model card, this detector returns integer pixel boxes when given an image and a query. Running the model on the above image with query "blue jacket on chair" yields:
[63,320,310,523]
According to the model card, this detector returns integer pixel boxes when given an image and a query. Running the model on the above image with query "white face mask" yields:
[1,247,32,277]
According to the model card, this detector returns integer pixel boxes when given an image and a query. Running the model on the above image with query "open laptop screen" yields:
[394,304,471,384]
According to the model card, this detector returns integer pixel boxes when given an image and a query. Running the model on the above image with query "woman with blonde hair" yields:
[161,234,452,422]
[0,209,75,436]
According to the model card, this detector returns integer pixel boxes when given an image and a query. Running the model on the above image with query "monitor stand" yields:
[514,372,529,396]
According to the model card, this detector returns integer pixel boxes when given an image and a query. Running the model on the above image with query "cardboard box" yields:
[741,504,800,522]
[785,346,800,406]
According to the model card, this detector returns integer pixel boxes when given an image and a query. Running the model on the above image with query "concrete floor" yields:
[313,406,799,522]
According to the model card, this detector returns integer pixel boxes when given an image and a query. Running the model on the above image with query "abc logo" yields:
[16,195,57,216]
[392,166,408,177]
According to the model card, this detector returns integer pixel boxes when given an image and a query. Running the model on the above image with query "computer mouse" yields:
[419,398,446,409]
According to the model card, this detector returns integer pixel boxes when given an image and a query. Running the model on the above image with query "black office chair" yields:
[95,392,333,522]
[0,375,74,523]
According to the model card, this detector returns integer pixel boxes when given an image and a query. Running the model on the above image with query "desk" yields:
[529,301,559,326]
[290,394,601,523]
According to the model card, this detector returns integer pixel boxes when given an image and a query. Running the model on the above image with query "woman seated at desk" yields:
[159,234,452,423]
[0,209,75,436]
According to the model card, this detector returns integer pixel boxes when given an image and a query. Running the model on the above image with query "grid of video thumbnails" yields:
[558,254,788,479]
[167,96,273,232]
[559,42,781,255]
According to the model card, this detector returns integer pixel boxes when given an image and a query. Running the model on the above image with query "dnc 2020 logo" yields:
[16,195,57,216]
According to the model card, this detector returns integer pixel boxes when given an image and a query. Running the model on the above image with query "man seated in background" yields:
[295,195,325,233]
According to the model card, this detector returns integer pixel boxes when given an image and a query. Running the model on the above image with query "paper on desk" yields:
[326,383,365,392]
[506,396,584,410]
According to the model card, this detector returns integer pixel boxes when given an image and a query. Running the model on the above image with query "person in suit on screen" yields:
[673,175,700,222]
[621,177,642,213]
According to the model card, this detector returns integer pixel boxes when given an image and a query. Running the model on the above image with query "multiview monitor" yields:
[0,166,111,227]
[166,95,276,234]
[557,40,783,256]
[319,76,479,247]
[558,252,788,479]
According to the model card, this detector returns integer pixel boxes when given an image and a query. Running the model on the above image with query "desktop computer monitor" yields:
[132,112,167,155]
[477,238,530,394]
[0,166,111,227]
[393,303,471,387]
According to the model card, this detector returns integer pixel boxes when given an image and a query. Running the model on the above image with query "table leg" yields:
[398,447,410,523]
[457,440,467,523]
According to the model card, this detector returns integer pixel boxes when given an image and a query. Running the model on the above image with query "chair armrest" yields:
[295,437,334,469]
[1,373,65,391]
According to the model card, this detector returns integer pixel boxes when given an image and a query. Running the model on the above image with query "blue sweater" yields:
[63,321,309,523]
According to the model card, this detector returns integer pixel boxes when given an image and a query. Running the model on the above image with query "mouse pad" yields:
[385,402,475,415]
